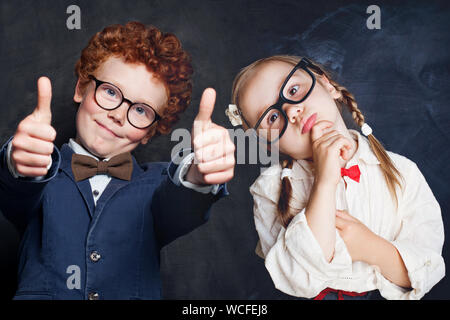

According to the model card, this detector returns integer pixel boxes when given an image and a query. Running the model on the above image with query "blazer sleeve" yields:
[0,136,60,233]
[150,156,228,249]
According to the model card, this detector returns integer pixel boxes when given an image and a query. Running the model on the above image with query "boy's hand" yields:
[186,88,235,185]
[10,76,56,177]
[310,120,352,186]
[335,210,377,263]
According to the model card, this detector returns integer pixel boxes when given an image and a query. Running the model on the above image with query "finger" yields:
[321,134,352,151]
[18,119,56,142]
[203,168,234,185]
[11,149,52,168]
[193,88,216,131]
[193,127,230,150]
[195,140,235,163]
[32,76,53,124]
[197,155,235,174]
[336,210,356,221]
[310,120,334,142]
[316,133,352,160]
[335,216,347,230]
[15,164,49,177]
[312,130,340,146]
[12,134,54,155]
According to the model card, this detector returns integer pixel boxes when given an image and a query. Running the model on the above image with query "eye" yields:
[288,85,300,97]
[135,106,145,115]
[267,111,280,125]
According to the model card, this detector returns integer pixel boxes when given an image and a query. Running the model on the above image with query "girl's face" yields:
[73,56,168,159]
[239,60,345,160]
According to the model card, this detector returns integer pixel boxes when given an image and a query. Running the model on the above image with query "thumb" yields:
[32,76,53,124]
[194,88,216,129]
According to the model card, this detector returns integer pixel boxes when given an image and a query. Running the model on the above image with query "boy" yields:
[0,22,235,300]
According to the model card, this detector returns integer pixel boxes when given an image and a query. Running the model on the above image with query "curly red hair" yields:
[74,21,193,137]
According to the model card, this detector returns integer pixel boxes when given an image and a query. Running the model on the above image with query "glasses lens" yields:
[281,68,313,102]
[256,108,287,142]
[128,104,156,128]
[96,83,123,109]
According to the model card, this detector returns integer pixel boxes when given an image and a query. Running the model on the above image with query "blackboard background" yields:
[0,0,449,299]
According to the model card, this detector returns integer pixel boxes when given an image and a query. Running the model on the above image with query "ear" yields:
[73,78,84,103]
[318,75,342,100]
[141,135,150,145]
[140,127,156,145]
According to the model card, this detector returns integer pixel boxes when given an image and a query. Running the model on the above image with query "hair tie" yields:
[225,104,243,127]
[281,168,293,180]
[361,123,373,136]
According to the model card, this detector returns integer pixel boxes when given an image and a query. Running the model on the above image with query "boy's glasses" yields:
[244,58,316,144]
[88,75,161,129]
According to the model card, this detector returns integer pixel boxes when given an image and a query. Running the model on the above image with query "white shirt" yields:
[250,130,445,300]
[6,139,220,206]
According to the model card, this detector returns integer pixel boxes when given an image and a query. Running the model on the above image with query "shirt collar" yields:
[68,138,110,161]
[348,129,380,166]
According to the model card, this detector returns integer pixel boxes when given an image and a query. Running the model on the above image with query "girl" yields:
[225,55,445,299]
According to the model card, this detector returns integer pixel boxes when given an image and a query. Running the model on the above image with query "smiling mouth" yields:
[95,121,121,138]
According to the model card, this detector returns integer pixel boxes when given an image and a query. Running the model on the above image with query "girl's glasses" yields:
[88,75,161,129]
[244,58,316,144]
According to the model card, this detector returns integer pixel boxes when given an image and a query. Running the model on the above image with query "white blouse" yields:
[250,130,445,300]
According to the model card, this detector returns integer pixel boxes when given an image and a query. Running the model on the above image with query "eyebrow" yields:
[101,77,159,109]
[253,84,283,127]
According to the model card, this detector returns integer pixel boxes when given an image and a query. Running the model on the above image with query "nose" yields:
[107,102,128,126]
[284,104,304,124]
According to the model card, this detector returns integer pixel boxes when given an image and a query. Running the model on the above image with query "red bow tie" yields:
[341,165,361,183]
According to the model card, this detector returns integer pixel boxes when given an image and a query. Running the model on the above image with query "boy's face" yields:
[73,56,168,159]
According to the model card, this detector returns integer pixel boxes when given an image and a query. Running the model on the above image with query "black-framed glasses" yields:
[243,58,316,144]
[88,75,161,129]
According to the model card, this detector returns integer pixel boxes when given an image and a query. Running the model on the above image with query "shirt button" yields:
[88,292,99,300]
[90,251,101,262]
[92,190,100,197]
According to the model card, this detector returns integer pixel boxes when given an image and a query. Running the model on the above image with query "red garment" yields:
[314,287,367,300]
[340,165,361,183]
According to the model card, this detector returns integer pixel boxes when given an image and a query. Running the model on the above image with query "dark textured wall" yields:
[0,0,448,299]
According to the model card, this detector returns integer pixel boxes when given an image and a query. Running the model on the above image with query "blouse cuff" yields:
[387,239,446,299]
[170,149,221,195]
[284,209,353,279]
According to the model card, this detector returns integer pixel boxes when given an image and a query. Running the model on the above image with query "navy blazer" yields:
[0,137,227,300]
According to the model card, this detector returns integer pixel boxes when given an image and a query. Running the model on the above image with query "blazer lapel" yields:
[94,155,143,211]
[58,144,144,219]
[59,144,96,218]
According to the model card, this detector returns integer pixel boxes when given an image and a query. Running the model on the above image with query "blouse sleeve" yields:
[377,159,445,300]
[250,172,353,298]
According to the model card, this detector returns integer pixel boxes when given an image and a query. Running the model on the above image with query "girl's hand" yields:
[335,210,377,262]
[185,88,235,185]
[11,77,56,177]
[310,121,352,186]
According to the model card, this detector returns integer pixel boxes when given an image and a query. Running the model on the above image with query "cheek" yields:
[278,129,312,159]
[124,127,149,143]
[77,96,101,122]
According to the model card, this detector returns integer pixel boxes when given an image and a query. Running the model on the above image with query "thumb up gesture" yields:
[185,88,235,185]
[10,77,57,177]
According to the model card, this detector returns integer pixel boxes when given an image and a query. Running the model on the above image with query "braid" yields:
[277,158,295,228]
[331,80,403,206]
